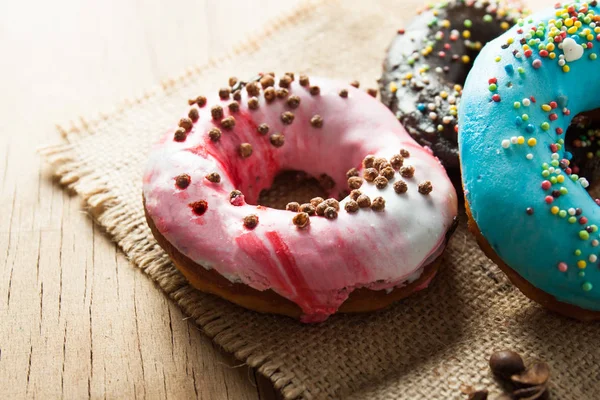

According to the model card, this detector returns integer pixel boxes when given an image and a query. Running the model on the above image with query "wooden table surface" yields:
[0,0,548,398]
[0,1,295,398]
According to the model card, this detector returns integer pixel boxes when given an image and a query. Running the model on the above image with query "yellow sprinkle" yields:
[588,34,595,41]
[401,80,407,87]
[565,18,574,27]
[563,65,571,73]
[575,21,582,28]
[578,260,587,269]
[567,26,578,34]
[595,27,600,33]
[551,206,559,215]
[461,55,470,64]
[507,38,514,44]
[549,52,556,59]
[542,104,552,112]
[495,56,502,62]
[501,22,509,30]
[528,138,537,147]
[442,19,451,28]
[517,136,525,145]
[547,43,555,51]
[463,30,471,39]
[523,44,531,51]
[405,73,413,80]
[440,91,448,99]
[454,84,463,92]
[557,175,565,183]
[389,82,398,93]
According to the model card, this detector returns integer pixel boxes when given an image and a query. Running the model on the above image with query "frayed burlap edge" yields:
[39,1,333,398]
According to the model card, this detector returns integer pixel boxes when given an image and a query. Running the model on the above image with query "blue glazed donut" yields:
[460,1,600,319]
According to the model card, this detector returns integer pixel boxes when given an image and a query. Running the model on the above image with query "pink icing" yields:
[143,76,458,322]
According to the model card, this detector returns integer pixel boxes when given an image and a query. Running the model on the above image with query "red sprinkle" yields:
[549,113,558,121]
[556,127,564,135]
[542,180,551,190]
[492,94,501,102]
[550,101,557,109]
[550,144,558,152]
[489,78,498,84]
[545,196,554,204]
[580,217,589,225]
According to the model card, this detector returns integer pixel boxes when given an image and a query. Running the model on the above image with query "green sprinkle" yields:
[518,67,526,74]
[580,231,590,240]
[575,249,582,256]
[569,216,577,224]
[522,114,529,121]
[571,174,579,182]
[541,122,550,131]
[551,160,559,167]
[542,170,550,178]
[593,225,599,233]
[591,53,598,60]
[583,282,593,292]
[514,102,521,109]
[464,19,472,28]
[558,139,564,145]
[550,177,558,184]
[560,187,568,195]
[579,271,586,278]
[489,84,498,91]
[559,210,567,218]
[542,163,549,170]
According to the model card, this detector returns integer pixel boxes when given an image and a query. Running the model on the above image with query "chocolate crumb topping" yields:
[357,194,371,208]
[325,198,340,211]
[366,88,378,97]
[175,174,191,189]
[346,168,359,178]
[363,155,375,169]
[179,117,193,132]
[281,112,295,125]
[233,90,242,101]
[246,82,260,96]
[350,190,362,201]
[276,88,289,98]
[211,105,223,120]
[279,75,292,88]
[316,202,328,216]
[174,128,187,142]
[285,72,295,80]
[257,123,269,135]
[350,80,360,88]
[287,95,301,109]
[309,86,320,96]
[339,89,349,98]
[228,77,238,87]
[310,115,323,128]
[300,203,316,215]
[219,87,231,100]
[248,97,259,110]
[390,154,404,170]
[345,200,359,213]
[189,96,207,107]
[371,197,385,211]
[239,143,253,158]
[264,87,276,102]
[228,101,240,113]
[348,176,363,189]
[230,190,243,199]
[400,149,410,158]
[374,176,388,189]
[373,157,387,171]
[286,202,300,212]
[381,167,395,180]
[221,116,236,130]
[270,133,285,148]
[293,212,310,229]
[400,165,415,178]
[188,108,199,122]
[394,180,408,194]
[324,207,338,220]
[190,200,208,216]
[299,75,310,87]
[208,127,221,142]
[243,214,259,230]
[363,168,378,182]
[310,197,324,207]
[205,172,221,183]
[418,181,433,195]
[260,75,275,89]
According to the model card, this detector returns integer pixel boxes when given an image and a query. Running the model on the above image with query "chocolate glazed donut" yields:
[379,0,526,174]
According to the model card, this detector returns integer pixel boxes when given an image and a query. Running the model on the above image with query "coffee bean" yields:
[510,362,550,387]
[467,390,488,400]
[489,350,526,378]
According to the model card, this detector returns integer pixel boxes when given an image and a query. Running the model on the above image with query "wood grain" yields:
[0,0,548,398]
[0,0,294,398]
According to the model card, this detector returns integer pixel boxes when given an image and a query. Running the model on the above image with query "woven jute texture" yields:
[42,0,600,398]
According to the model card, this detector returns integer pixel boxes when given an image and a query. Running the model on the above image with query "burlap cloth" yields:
[41,0,600,398]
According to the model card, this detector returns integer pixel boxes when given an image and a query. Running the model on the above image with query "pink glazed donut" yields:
[143,73,458,322]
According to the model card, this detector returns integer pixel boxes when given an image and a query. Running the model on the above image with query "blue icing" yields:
[459,2,600,311]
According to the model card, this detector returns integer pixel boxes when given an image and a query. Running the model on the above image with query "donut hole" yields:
[256,170,331,210]
[565,108,600,197]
